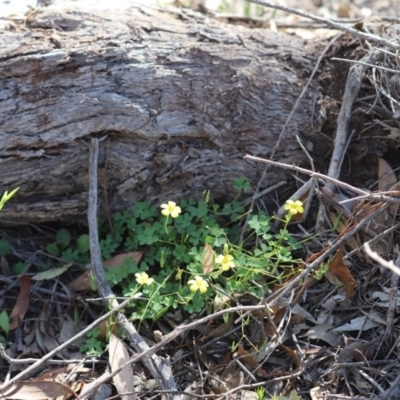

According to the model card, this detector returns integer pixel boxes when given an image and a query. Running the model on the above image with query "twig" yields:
[344,221,400,260]
[379,373,400,399]
[87,139,179,399]
[247,0,400,51]
[327,50,383,185]
[0,350,106,365]
[244,155,400,204]
[357,368,384,394]
[363,243,400,276]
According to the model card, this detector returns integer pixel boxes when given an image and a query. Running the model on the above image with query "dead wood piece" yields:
[0,2,326,224]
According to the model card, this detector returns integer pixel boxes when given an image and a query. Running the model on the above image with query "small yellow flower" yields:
[216,254,235,271]
[284,199,304,215]
[135,272,154,286]
[160,201,182,218]
[188,276,209,293]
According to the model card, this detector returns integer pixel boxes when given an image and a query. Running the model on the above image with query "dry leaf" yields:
[31,264,71,281]
[202,243,215,274]
[67,251,143,291]
[281,344,301,372]
[1,380,77,399]
[204,314,233,340]
[378,158,397,193]
[9,276,31,331]
[378,157,400,217]
[327,244,358,298]
[109,333,136,400]
[38,305,60,353]
[97,319,118,341]
[334,316,379,332]
[353,159,399,257]
[306,324,341,346]
[237,344,259,370]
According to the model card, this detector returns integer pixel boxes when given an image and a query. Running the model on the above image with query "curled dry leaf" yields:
[327,244,358,298]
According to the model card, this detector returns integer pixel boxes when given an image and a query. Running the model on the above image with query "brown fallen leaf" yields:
[109,333,136,400]
[237,345,269,377]
[9,276,31,331]
[97,318,118,341]
[327,244,358,298]
[67,251,143,291]
[1,380,78,399]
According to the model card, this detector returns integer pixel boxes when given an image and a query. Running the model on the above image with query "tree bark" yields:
[0,2,339,224]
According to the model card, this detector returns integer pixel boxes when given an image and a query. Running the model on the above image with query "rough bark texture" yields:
[0,3,333,224]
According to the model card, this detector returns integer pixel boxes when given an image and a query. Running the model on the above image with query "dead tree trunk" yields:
[0,3,338,223]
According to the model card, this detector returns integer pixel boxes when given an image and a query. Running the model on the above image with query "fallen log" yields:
[0,2,347,223]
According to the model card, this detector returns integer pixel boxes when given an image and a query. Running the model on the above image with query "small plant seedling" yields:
[80,328,107,356]
[0,187,19,212]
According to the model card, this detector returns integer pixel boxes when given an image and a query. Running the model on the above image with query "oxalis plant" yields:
[45,179,305,323]
[93,179,305,322]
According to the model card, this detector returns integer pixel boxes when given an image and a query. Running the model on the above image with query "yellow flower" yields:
[135,272,154,286]
[161,201,182,218]
[284,199,304,215]
[216,254,235,271]
[188,276,209,293]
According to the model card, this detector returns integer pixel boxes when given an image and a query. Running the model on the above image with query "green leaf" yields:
[13,262,26,274]
[133,201,157,220]
[152,306,169,321]
[77,234,90,253]
[0,187,19,211]
[31,264,72,281]
[233,177,250,191]
[56,228,71,249]
[0,240,12,255]
[0,311,10,335]
[188,200,208,218]
[46,243,60,256]
[60,248,81,262]
[214,236,227,247]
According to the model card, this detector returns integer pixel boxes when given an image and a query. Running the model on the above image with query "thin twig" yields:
[327,50,383,185]
[86,139,180,400]
[364,243,400,277]
[244,155,400,204]
[247,0,400,51]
